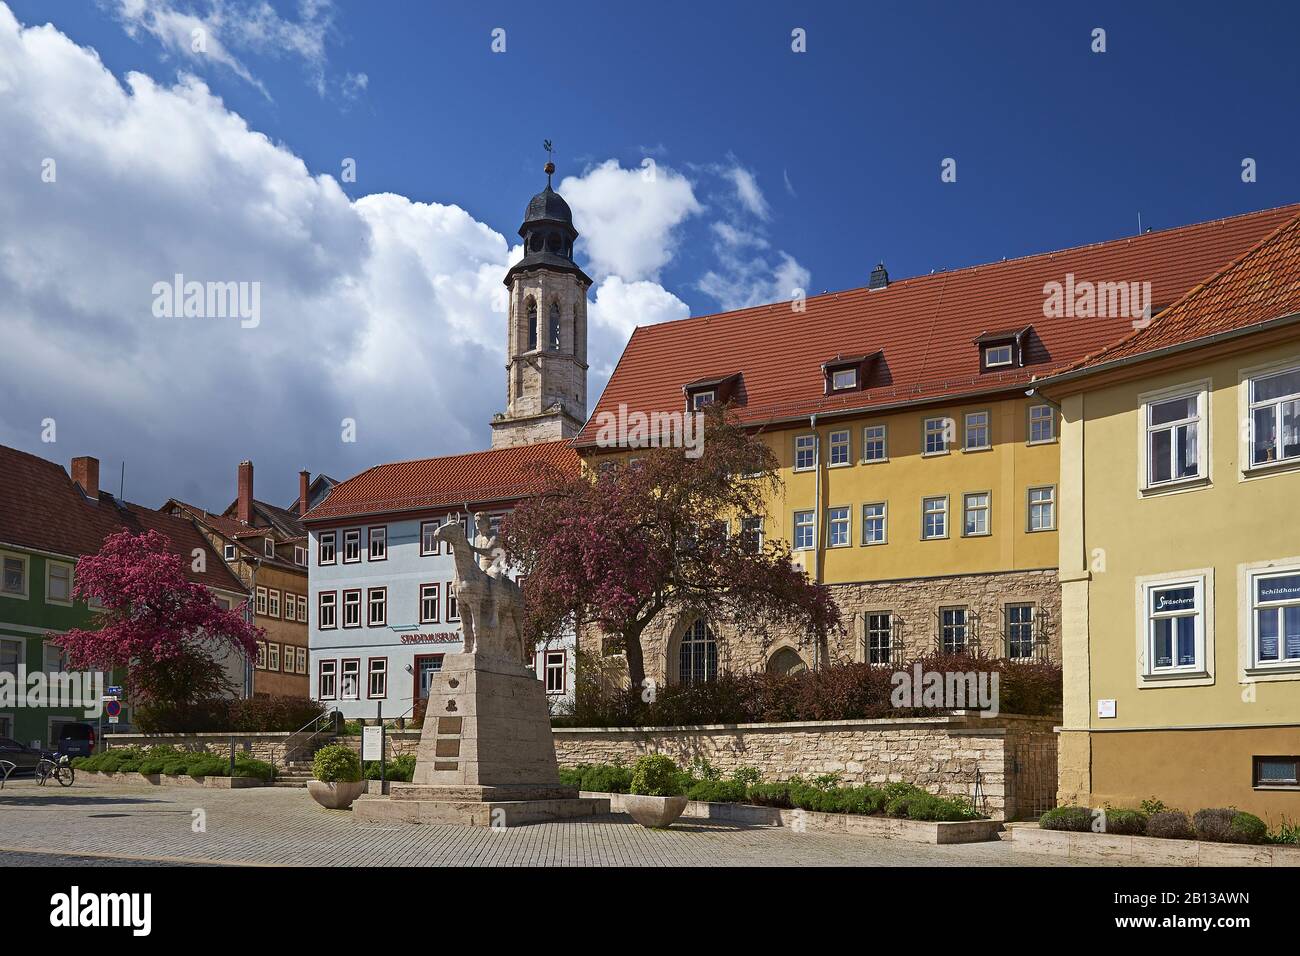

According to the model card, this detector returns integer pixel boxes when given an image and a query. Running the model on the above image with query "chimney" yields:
[71,456,100,501]
[868,261,889,290]
[299,470,310,517]
[237,460,254,525]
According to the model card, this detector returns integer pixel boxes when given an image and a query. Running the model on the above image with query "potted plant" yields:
[307,744,367,810]
[624,754,689,828]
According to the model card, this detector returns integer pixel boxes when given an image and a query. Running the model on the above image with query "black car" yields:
[56,723,97,758]
[0,737,45,776]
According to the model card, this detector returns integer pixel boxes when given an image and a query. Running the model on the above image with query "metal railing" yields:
[268,709,341,774]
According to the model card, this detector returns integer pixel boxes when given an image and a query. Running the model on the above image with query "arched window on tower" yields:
[678,619,718,685]
[548,301,561,351]
[526,298,538,351]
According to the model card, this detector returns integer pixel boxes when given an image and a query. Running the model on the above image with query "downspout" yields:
[811,413,822,671]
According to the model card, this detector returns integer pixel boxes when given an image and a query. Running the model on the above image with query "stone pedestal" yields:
[353,653,607,827]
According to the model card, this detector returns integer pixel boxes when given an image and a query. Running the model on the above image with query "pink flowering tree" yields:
[504,408,841,688]
[53,530,261,711]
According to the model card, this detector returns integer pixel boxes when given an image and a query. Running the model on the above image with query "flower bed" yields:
[74,745,274,781]
[1012,823,1300,866]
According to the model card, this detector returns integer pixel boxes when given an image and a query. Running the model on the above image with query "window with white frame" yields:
[1027,485,1056,531]
[866,612,893,664]
[268,589,281,618]
[256,641,267,669]
[369,526,387,561]
[264,537,275,558]
[794,434,817,471]
[1029,404,1055,444]
[922,496,948,539]
[964,411,990,451]
[1145,391,1203,486]
[963,492,990,536]
[692,390,715,410]
[447,585,459,622]
[47,562,73,604]
[267,643,280,672]
[224,543,237,562]
[1250,568,1300,668]
[544,651,567,694]
[318,532,336,565]
[831,367,857,391]
[1248,366,1300,467]
[420,583,441,624]
[984,344,1013,368]
[319,660,337,699]
[740,516,763,553]
[923,417,950,455]
[862,502,887,545]
[863,424,887,462]
[2,553,28,597]
[1006,604,1036,659]
[1144,579,1204,673]
[338,589,358,628]
[940,607,968,654]
[368,658,387,698]
[318,591,336,629]
[294,546,308,567]
[255,586,267,616]
[827,506,851,547]
[793,510,815,550]
[284,593,296,622]
[367,588,386,627]
[343,529,361,563]
[421,520,440,556]
[828,429,851,466]
[296,646,306,674]
[340,659,360,699]
[297,595,307,621]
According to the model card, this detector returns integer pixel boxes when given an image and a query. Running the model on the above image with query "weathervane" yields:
[543,139,555,187]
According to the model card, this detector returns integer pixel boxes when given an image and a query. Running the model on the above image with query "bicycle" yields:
[35,752,75,787]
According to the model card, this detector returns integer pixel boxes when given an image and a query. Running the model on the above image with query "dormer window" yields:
[983,344,1013,368]
[975,327,1032,372]
[683,372,742,411]
[831,368,857,391]
[223,544,237,562]
[692,390,716,410]
[264,537,275,558]
[821,351,881,395]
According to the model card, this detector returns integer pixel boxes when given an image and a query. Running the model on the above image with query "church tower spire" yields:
[491,148,591,449]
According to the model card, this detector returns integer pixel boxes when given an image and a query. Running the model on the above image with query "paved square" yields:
[0,779,1112,867]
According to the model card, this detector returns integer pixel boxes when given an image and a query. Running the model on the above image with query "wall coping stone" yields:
[552,712,1058,736]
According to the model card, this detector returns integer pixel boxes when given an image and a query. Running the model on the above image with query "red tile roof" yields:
[302,441,580,523]
[576,204,1300,443]
[0,445,248,595]
[1057,212,1300,375]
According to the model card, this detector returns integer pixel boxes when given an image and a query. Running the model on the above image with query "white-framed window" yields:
[940,607,968,654]
[319,660,337,699]
[862,502,887,545]
[318,531,336,566]
[268,589,281,618]
[827,506,851,548]
[284,593,296,622]
[267,643,281,672]
[368,526,387,561]
[368,658,388,699]
[447,585,460,622]
[1027,485,1056,531]
[343,529,361,563]
[255,586,268,616]
[740,516,763,553]
[255,641,267,669]
[1144,389,1204,487]
[341,659,360,699]
[984,344,1013,368]
[863,424,887,462]
[421,520,440,556]
[1029,404,1055,444]
[831,368,857,390]
[264,537,275,558]
[865,612,893,664]
[1249,567,1300,668]
[923,416,950,455]
[367,587,386,627]
[343,589,362,628]
[318,591,337,629]
[793,510,815,550]
[828,429,851,466]
[692,390,715,410]
[1248,365,1300,467]
[46,562,73,605]
[1,552,29,598]
[544,650,567,694]
[420,583,441,624]
[964,411,990,451]
[223,543,237,562]
[295,646,306,674]
[963,492,990,536]
[297,595,307,621]
[294,546,308,567]
[1006,604,1036,659]
[1143,577,1204,674]
[794,434,817,471]
[922,496,948,539]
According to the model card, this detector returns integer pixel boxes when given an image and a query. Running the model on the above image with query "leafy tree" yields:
[53,529,261,715]
[504,408,840,688]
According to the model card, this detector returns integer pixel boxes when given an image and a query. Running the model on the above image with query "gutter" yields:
[811,412,822,672]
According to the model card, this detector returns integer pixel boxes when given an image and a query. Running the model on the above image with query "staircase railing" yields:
[269,709,340,777]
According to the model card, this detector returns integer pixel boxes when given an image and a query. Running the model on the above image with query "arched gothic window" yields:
[526,298,538,351]
[678,619,718,685]
[548,301,561,351]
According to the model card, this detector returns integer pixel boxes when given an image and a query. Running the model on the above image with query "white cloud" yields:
[725,164,770,220]
[558,159,702,283]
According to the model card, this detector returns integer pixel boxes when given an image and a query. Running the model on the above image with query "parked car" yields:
[55,722,96,758]
[0,737,46,775]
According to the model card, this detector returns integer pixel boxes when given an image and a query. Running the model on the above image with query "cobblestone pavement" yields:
[0,779,1110,867]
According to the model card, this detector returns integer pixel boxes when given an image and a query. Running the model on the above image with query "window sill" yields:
[1140,668,1211,685]
[827,461,853,469]
[1244,663,1300,679]
[861,541,888,547]
[1140,475,1209,497]
[921,535,950,542]
[921,450,950,459]
[961,531,992,538]
[1026,527,1057,534]
[860,457,889,465]
[962,445,992,454]
[1241,457,1300,479]
[1027,438,1058,447]
[792,466,816,474]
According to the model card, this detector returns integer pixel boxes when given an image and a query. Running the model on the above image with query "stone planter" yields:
[308,780,368,810]
[624,793,689,829]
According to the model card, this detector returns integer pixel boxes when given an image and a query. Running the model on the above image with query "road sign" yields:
[105,700,122,718]
[107,685,123,696]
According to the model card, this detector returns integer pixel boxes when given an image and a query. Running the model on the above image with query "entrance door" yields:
[412,654,445,704]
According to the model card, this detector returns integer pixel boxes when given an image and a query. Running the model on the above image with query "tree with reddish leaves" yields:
[504,407,841,689]
[52,529,261,714]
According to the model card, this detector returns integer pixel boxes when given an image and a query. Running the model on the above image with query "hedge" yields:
[1040,804,1273,845]
[74,745,273,780]
[134,695,326,733]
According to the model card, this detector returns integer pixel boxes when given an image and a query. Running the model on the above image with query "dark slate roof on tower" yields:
[523,185,573,227]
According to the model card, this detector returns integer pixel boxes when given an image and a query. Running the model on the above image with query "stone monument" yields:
[352,516,607,827]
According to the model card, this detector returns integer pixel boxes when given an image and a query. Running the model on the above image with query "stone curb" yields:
[1009,823,1300,866]
[76,770,269,789]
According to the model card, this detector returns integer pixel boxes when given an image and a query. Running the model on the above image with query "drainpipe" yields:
[811,413,822,671]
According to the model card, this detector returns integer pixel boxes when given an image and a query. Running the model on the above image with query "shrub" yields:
[138,746,180,776]
[839,786,886,816]
[1270,820,1300,845]
[686,779,747,803]
[579,763,632,794]
[1146,810,1196,840]
[630,754,685,796]
[746,782,792,808]
[184,753,230,777]
[730,765,762,789]
[557,767,583,789]
[1039,806,1094,832]
[1101,808,1148,835]
[364,753,415,782]
[313,744,362,783]
[233,754,274,781]
[1193,808,1267,845]
[686,756,721,782]
[1139,797,1171,816]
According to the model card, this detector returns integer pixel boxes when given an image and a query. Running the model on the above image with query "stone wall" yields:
[552,713,1058,820]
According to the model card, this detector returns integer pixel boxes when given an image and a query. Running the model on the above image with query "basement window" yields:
[1253,756,1300,789]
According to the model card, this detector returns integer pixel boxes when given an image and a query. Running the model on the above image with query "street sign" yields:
[107,685,123,696]
[108,716,119,725]
[105,700,122,718]
[362,725,383,762]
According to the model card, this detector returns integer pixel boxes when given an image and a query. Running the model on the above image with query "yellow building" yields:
[575,205,1298,685]
[1042,212,1300,822]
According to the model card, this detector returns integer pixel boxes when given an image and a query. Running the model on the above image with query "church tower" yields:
[490,157,592,449]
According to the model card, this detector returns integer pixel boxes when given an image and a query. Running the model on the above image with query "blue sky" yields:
[1,0,1298,508]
